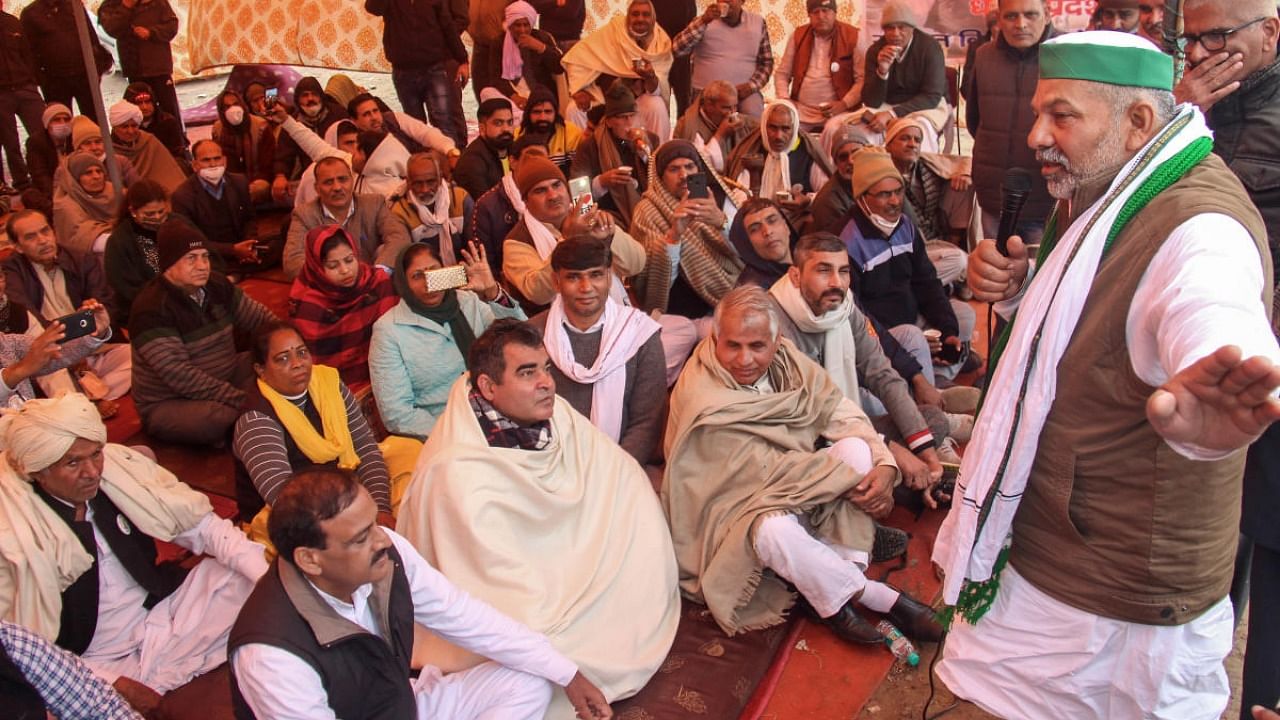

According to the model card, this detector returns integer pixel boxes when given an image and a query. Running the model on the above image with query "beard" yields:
[529,119,555,134]
[488,132,515,150]
[1037,140,1128,200]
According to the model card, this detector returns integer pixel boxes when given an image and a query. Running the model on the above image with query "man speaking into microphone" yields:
[933,32,1280,720]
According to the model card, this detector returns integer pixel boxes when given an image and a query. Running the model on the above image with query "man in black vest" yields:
[228,468,612,720]
[0,392,269,716]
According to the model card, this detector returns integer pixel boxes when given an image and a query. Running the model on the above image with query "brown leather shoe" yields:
[821,602,883,645]
[887,592,944,643]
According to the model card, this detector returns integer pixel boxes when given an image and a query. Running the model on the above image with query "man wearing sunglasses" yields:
[1177,4,1280,720]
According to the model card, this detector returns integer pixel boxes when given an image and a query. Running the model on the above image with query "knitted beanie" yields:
[71,116,102,149]
[66,151,104,181]
[41,103,73,130]
[851,146,903,198]
[604,83,638,117]
[807,0,836,12]
[880,0,922,29]
[157,217,211,271]
[515,155,566,197]
[654,139,700,177]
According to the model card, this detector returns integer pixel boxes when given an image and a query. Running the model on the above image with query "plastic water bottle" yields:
[875,620,920,667]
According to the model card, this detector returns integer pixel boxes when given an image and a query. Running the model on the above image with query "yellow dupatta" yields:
[258,364,359,470]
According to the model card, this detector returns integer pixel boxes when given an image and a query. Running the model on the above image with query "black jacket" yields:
[171,172,258,253]
[469,182,518,276]
[454,137,507,200]
[97,0,177,78]
[862,32,947,117]
[0,12,37,87]
[24,132,68,205]
[20,0,112,81]
[486,28,564,106]
[229,548,416,720]
[365,0,468,70]
[143,108,188,158]
[2,248,115,324]
[526,0,585,43]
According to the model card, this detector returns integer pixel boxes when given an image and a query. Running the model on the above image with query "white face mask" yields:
[300,102,323,118]
[198,165,226,185]
[49,123,72,140]
[859,198,900,235]
[224,106,245,126]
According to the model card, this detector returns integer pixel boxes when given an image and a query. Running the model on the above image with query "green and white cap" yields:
[1040,30,1174,91]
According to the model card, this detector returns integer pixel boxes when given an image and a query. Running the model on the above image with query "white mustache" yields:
[1036,147,1070,169]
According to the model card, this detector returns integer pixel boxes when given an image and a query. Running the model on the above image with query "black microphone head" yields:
[1003,168,1032,195]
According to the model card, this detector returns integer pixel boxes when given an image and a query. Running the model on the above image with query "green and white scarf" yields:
[932,105,1214,626]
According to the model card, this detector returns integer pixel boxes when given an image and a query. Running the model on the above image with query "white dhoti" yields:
[83,551,261,692]
[938,565,1233,720]
[414,661,554,720]
[751,437,888,617]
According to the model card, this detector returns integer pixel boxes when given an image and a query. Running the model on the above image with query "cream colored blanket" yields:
[561,14,674,104]
[397,376,680,715]
[0,443,211,641]
[663,337,875,635]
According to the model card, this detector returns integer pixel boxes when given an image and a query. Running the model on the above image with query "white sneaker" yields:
[946,413,974,444]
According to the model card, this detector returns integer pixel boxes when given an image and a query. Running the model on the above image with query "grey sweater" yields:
[770,296,935,452]
[529,311,667,465]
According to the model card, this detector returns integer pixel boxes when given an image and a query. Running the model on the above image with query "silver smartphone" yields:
[568,176,593,215]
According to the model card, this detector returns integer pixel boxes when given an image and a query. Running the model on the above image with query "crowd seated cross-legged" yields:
[774,0,861,134]
[0,293,114,408]
[662,286,944,645]
[396,319,680,715]
[515,87,581,176]
[567,84,660,233]
[388,151,472,266]
[172,139,278,276]
[370,241,525,440]
[232,320,392,529]
[211,90,276,205]
[469,134,550,277]
[104,180,171,326]
[52,151,121,257]
[726,99,832,229]
[672,79,759,175]
[229,468,613,720]
[106,101,185,195]
[0,393,269,716]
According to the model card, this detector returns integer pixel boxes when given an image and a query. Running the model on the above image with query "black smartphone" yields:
[938,340,963,365]
[55,309,96,343]
[685,172,709,199]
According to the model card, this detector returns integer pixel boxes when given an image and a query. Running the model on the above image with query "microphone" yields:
[996,168,1032,257]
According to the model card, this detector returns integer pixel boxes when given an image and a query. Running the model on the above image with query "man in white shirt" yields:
[229,468,613,720]
[0,393,269,715]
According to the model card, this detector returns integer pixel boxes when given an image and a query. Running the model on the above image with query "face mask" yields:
[859,198,900,235]
[198,165,226,185]
[49,123,72,141]
[224,106,245,126]
[300,102,323,118]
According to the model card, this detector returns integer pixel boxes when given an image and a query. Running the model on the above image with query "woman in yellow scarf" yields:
[231,320,395,528]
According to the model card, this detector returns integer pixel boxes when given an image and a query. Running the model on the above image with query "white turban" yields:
[108,100,144,129]
[0,393,107,477]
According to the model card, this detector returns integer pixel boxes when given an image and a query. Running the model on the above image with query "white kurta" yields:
[940,213,1280,719]
[232,530,576,720]
[79,511,268,692]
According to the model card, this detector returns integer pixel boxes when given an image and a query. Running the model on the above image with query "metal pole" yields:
[70,0,123,191]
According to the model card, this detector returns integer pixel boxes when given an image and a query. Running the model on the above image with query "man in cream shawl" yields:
[397,319,679,717]
[562,0,675,141]
[934,33,1280,719]
[663,286,942,644]
[0,393,268,712]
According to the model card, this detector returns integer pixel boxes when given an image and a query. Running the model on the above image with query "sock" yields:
[858,581,900,613]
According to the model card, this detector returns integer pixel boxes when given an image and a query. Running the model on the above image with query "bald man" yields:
[0,393,268,714]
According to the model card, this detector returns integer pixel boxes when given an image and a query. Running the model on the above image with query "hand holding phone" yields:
[425,264,468,293]
[685,172,709,200]
[54,309,96,344]
[264,87,279,110]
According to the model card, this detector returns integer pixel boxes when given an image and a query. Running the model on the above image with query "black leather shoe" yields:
[887,592,944,643]
[821,602,883,645]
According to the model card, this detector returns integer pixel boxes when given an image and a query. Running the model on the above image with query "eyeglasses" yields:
[1181,17,1266,52]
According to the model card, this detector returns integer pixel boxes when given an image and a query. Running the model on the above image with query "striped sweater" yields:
[232,381,391,513]
[128,274,278,411]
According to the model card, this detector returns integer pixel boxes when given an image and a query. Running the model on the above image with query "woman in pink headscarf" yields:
[488,0,566,110]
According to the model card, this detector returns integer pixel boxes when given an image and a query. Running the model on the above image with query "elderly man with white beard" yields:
[934,32,1280,719]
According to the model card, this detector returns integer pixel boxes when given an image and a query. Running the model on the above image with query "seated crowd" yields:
[1,1,1278,719]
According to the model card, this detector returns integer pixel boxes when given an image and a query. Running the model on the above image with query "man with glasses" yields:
[1176,3,1280,719]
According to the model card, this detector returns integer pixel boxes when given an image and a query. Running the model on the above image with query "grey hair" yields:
[713,285,780,339]
[702,80,737,104]
[1088,81,1177,127]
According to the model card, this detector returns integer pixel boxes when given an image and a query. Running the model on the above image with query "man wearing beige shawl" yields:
[397,319,680,717]
[663,286,942,644]
[0,393,269,713]
[562,0,675,141]
[107,101,186,194]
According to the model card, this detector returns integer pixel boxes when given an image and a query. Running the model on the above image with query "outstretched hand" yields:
[1147,345,1280,453]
